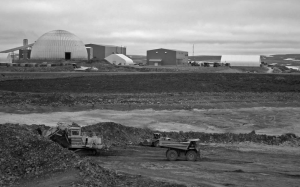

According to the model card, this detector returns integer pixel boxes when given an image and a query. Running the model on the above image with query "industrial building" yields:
[31,30,87,60]
[0,30,128,62]
[85,44,126,60]
[0,53,12,64]
[147,48,188,66]
[1,30,88,61]
[220,55,261,67]
[0,39,33,60]
[105,54,134,65]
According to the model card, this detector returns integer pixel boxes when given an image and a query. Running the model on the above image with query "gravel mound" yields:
[83,122,300,147]
[0,123,186,187]
[0,123,77,186]
[82,122,154,146]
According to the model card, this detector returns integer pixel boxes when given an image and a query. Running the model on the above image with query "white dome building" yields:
[31,30,87,60]
[105,54,134,65]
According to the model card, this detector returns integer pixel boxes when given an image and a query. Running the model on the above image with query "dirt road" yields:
[94,144,300,187]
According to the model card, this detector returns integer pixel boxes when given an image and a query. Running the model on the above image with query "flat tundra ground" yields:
[1,72,300,186]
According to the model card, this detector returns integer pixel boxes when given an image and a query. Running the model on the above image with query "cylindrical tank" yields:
[23,39,28,46]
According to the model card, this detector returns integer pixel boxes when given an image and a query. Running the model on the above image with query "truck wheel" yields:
[166,149,178,161]
[186,150,197,161]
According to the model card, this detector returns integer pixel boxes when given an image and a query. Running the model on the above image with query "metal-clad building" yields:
[147,48,188,66]
[85,44,126,60]
[31,30,88,60]
[220,55,261,67]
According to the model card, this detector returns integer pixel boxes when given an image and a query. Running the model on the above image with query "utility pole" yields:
[193,44,194,60]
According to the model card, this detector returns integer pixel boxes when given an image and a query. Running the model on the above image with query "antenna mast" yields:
[193,44,194,59]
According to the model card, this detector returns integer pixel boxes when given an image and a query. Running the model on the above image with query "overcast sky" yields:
[0,0,300,55]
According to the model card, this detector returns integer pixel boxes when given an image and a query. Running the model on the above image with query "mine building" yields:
[0,39,33,60]
[220,55,261,67]
[19,39,31,60]
[105,54,134,65]
[30,30,87,60]
[85,44,126,60]
[147,48,188,66]
[0,30,88,61]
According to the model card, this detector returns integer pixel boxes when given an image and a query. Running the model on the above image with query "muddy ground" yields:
[94,144,300,187]
[1,72,300,186]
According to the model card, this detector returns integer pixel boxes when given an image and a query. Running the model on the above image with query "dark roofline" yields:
[85,43,126,48]
[147,48,188,53]
[0,43,34,53]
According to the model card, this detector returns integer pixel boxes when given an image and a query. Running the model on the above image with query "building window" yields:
[156,51,158,54]
[165,52,167,54]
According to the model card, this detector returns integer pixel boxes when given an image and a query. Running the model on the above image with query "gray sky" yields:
[0,0,300,55]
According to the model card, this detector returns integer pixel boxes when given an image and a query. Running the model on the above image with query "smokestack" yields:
[23,39,28,46]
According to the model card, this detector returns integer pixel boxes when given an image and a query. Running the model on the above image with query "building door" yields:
[65,52,71,60]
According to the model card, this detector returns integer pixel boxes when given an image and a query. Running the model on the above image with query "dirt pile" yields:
[82,122,154,146]
[82,122,300,147]
[166,131,300,146]
[0,123,186,187]
[0,123,77,186]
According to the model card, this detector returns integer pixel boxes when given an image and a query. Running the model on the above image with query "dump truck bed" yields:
[159,139,199,151]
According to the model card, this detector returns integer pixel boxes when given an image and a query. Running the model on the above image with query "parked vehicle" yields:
[213,62,221,67]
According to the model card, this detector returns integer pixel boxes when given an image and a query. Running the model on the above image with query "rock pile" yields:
[0,123,77,186]
[169,131,300,146]
[83,122,300,147]
[82,122,154,146]
[0,123,186,187]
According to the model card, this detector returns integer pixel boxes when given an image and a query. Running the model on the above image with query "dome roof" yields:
[31,30,87,60]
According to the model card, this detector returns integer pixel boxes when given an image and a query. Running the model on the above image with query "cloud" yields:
[0,0,300,55]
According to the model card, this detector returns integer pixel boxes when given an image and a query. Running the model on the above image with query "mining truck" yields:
[159,139,201,161]
[140,133,171,147]
[43,122,105,155]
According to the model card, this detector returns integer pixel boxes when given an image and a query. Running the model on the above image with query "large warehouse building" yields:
[85,44,126,60]
[147,48,188,66]
[220,55,261,67]
[31,30,88,60]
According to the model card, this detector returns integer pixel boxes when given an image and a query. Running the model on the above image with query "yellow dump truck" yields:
[159,139,201,161]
